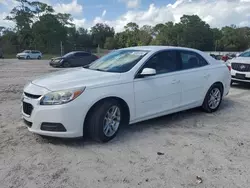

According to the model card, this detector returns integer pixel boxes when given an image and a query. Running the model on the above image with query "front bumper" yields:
[21,84,88,138]
[49,60,63,67]
[231,69,250,83]
[17,56,26,59]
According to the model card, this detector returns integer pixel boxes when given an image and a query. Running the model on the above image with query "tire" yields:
[63,61,70,68]
[87,99,124,142]
[202,84,223,113]
[37,56,41,60]
[230,81,234,86]
[26,56,30,59]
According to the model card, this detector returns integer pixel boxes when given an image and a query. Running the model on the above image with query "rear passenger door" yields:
[74,52,93,66]
[177,50,210,108]
[31,51,38,59]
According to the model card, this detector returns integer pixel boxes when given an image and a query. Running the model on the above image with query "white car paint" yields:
[227,51,250,83]
[17,50,42,59]
[22,46,231,138]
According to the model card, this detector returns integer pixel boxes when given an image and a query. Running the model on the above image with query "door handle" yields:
[171,79,180,84]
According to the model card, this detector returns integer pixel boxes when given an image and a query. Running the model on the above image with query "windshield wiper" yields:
[90,68,107,72]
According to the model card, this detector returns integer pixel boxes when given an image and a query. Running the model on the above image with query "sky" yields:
[0,0,250,32]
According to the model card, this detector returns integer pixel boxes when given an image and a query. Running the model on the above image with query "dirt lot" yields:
[0,59,249,188]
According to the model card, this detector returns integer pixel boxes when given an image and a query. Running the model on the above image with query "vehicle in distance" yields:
[227,49,250,84]
[17,50,42,59]
[22,46,231,142]
[49,51,98,68]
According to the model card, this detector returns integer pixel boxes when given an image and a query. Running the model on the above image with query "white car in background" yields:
[227,50,250,84]
[22,46,231,142]
[17,50,42,59]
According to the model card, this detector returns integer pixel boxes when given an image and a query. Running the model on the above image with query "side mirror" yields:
[139,68,156,77]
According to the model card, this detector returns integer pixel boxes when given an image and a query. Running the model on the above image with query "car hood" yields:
[51,57,63,60]
[31,68,122,91]
[230,57,250,64]
[17,53,27,56]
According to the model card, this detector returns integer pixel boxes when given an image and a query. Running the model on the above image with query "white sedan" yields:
[22,46,231,142]
[17,50,42,59]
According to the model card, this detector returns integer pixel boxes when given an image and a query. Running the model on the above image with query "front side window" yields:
[180,51,208,70]
[62,52,75,58]
[87,50,149,73]
[142,50,179,74]
[239,51,250,57]
[75,52,90,57]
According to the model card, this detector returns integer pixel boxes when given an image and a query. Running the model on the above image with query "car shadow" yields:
[38,98,237,147]
[231,82,250,90]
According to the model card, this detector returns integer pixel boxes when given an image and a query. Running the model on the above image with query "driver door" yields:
[133,50,182,120]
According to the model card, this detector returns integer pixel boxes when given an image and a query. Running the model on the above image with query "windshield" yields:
[62,52,75,58]
[22,50,30,53]
[239,51,250,57]
[87,49,149,73]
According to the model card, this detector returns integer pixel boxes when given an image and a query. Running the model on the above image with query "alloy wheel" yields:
[103,106,121,137]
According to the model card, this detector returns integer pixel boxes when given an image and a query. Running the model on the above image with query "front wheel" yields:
[63,61,70,68]
[202,84,223,113]
[87,100,123,142]
[26,56,30,59]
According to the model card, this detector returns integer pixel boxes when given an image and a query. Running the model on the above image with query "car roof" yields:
[121,45,202,53]
[71,51,90,53]
[120,45,218,65]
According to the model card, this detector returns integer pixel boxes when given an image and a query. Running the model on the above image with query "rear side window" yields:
[75,52,90,57]
[179,51,208,70]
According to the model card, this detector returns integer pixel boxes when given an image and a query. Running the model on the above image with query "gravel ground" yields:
[0,59,250,188]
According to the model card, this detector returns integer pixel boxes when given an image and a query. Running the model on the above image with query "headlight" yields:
[40,87,85,105]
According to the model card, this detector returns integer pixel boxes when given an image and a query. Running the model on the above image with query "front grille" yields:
[231,63,250,72]
[24,92,41,99]
[23,102,33,115]
[232,76,250,80]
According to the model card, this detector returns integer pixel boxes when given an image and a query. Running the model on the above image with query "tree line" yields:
[0,0,250,55]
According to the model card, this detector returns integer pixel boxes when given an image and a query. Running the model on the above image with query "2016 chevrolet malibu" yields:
[22,46,231,142]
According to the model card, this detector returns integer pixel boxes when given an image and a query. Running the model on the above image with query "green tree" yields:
[104,37,117,49]
[91,23,115,48]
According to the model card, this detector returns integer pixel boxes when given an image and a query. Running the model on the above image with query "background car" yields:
[22,46,231,143]
[227,49,250,84]
[49,51,98,68]
[16,50,42,59]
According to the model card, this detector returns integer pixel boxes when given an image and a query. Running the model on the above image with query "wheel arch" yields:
[83,96,131,134]
[211,81,224,95]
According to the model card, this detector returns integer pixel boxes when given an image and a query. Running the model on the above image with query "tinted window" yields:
[142,50,179,74]
[239,51,250,57]
[62,52,74,58]
[180,51,208,70]
[75,52,90,57]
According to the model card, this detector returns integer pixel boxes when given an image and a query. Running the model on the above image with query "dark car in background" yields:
[50,51,98,68]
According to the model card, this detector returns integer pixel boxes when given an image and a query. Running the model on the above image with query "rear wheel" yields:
[202,84,223,113]
[87,99,123,142]
[37,56,41,60]
[26,56,30,59]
